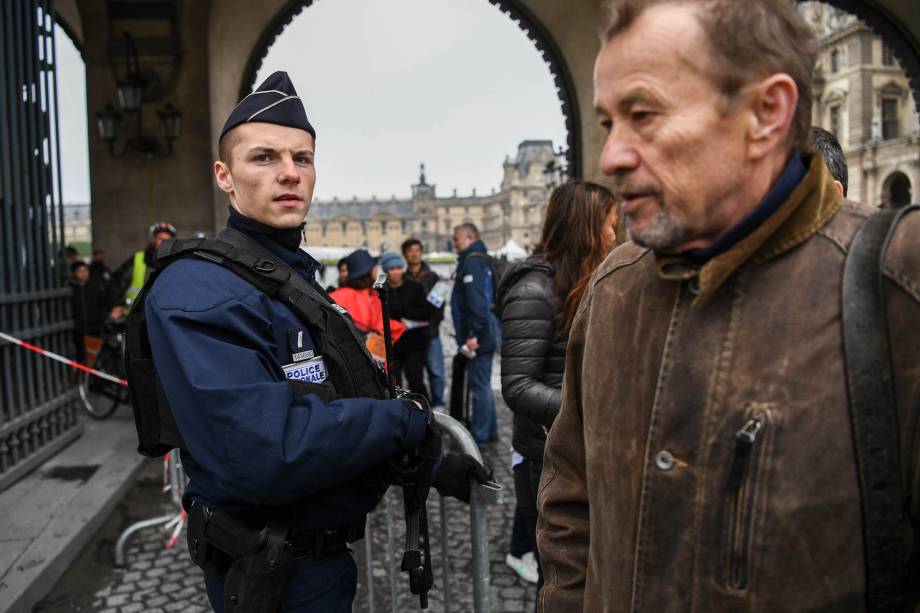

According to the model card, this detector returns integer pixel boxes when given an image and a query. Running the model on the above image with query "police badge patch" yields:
[283,356,328,383]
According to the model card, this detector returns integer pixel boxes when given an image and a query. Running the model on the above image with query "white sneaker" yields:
[522,551,540,580]
[505,552,539,584]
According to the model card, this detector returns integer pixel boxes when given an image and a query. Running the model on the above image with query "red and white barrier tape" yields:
[0,331,128,387]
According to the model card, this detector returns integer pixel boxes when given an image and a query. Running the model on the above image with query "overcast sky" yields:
[55,25,91,204]
[55,0,567,205]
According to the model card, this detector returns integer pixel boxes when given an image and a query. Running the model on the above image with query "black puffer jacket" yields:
[496,257,567,460]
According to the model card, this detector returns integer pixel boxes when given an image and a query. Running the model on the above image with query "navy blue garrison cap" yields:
[219,71,315,142]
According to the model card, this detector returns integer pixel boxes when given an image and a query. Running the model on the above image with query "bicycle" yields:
[78,317,129,419]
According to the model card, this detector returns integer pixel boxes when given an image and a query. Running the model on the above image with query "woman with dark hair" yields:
[496,180,618,586]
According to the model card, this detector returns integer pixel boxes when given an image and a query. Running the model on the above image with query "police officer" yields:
[143,72,489,612]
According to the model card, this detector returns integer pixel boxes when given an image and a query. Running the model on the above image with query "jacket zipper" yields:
[726,415,765,590]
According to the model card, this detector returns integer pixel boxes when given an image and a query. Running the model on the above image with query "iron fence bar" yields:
[39,0,63,401]
[17,0,44,419]
[3,0,29,421]
[0,0,15,425]
[46,0,65,290]
[24,0,52,411]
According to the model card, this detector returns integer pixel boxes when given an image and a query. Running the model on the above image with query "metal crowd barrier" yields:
[357,412,504,613]
[114,448,187,566]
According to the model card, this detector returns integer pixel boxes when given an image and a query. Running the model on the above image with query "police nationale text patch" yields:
[283,356,327,383]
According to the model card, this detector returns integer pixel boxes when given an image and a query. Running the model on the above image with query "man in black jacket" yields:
[402,238,447,409]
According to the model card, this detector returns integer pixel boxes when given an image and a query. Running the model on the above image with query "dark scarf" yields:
[685,152,807,265]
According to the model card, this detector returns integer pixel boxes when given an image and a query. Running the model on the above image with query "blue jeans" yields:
[426,336,446,406]
[468,351,497,445]
[204,550,356,612]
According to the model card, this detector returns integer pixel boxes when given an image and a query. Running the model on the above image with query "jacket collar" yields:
[655,151,842,305]
[407,260,431,279]
[458,239,487,263]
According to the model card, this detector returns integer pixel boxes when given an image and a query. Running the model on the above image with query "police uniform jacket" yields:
[145,212,427,527]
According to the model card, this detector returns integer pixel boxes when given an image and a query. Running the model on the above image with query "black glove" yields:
[387,399,442,495]
[432,453,493,503]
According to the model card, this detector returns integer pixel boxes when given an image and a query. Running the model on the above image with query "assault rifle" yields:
[373,272,435,609]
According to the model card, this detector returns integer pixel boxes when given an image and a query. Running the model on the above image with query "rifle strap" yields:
[842,205,918,612]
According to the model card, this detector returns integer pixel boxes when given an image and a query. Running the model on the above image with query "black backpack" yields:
[124,228,388,458]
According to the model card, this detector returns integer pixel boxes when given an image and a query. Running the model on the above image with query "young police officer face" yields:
[594,4,753,253]
[214,122,316,229]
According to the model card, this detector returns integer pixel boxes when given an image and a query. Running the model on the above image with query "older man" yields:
[537,1,920,612]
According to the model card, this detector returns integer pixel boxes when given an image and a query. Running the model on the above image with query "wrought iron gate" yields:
[0,0,83,492]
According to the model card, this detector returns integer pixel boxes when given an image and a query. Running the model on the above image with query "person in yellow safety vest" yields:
[108,222,176,319]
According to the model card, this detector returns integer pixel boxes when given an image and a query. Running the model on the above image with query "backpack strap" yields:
[156,229,387,396]
[842,204,918,612]
[213,229,380,366]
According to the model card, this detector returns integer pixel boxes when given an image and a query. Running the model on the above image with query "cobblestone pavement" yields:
[36,351,537,612]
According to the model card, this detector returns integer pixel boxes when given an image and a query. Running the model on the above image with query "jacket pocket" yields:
[722,405,775,591]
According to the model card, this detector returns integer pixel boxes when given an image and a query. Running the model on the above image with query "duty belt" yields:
[187,500,363,562]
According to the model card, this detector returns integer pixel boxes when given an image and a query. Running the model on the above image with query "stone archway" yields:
[235,0,582,179]
[882,170,913,207]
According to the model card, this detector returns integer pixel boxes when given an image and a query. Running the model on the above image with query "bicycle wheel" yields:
[78,346,124,419]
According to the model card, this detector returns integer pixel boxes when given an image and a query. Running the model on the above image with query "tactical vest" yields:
[125,228,389,458]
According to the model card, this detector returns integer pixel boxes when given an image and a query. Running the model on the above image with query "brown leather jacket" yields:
[537,154,920,612]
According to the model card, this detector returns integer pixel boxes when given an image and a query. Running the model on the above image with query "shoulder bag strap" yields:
[842,204,919,612]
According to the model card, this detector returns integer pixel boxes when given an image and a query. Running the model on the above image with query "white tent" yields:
[493,239,528,261]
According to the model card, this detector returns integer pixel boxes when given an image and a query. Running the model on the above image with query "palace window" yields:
[830,48,841,73]
[882,43,895,66]
[829,105,841,139]
[882,98,899,140]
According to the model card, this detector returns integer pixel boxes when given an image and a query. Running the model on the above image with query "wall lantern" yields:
[95,33,181,159]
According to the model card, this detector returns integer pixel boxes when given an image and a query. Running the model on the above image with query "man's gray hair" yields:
[808,126,848,197]
[454,222,480,239]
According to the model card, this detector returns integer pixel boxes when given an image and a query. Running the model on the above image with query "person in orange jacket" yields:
[330,249,404,362]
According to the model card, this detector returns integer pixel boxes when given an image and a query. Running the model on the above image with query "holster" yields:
[223,522,294,613]
[187,502,295,613]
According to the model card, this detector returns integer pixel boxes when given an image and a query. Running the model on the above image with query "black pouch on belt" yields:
[186,502,233,575]
[223,521,295,613]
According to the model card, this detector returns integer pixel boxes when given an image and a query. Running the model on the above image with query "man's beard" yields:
[624,201,686,252]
